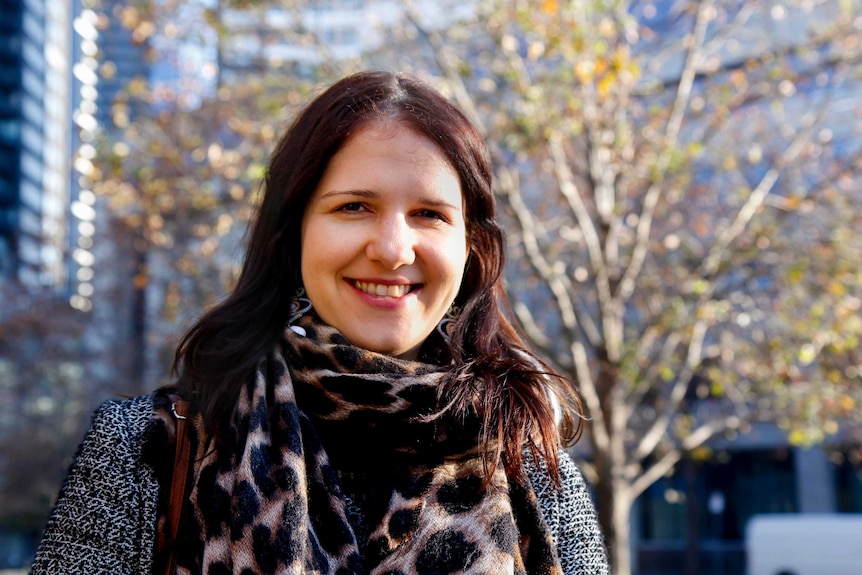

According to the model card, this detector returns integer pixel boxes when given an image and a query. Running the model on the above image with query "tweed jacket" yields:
[30,395,609,575]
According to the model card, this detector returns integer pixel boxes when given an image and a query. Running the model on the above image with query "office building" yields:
[0,0,73,290]
[0,0,150,311]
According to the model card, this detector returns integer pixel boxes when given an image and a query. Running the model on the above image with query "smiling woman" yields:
[30,71,609,575]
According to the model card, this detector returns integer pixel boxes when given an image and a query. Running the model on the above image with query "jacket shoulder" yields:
[90,394,156,442]
[29,394,160,575]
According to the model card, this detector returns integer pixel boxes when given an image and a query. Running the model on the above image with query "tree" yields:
[407,0,862,572]
[0,287,98,529]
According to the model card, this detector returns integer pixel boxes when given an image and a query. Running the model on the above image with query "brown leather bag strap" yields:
[164,396,191,575]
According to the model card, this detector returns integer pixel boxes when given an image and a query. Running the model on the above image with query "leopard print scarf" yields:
[154,311,562,575]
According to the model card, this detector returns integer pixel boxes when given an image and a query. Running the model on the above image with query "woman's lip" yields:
[349,277,416,285]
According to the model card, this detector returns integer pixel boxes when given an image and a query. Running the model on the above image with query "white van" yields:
[746,514,862,575]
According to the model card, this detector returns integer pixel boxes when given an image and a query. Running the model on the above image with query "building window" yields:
[832,446,862,513]
[319,25,358,47]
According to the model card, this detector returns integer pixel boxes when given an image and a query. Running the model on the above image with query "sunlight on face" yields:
[300,121,469,360]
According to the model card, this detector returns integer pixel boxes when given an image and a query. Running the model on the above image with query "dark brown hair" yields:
[174,71,582,482]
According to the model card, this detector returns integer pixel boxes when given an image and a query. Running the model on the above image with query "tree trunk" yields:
[130,240,147,395]
[611,489,633,575]
[594,453,634,575]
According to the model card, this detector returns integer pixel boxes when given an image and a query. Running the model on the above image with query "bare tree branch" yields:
[497,167,581,331]
[699,125,813,278]
[571,340,609,454]
[617,0,716,303]
[547,136,613,304]
[630,418,723,499]
[403,5,487,134]
[512,300,554,351]
[624,330,684,420]
[635,319,709,460]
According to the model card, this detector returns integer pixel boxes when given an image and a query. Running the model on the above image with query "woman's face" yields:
[300,121,469,360]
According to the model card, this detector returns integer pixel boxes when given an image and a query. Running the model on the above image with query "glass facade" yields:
[0,0,149,300]
[0,0,28,281]
[0,0,74,289]
[833,446,862,513]
[42,0,73,289]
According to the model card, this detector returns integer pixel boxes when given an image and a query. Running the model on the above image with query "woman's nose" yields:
[366,216,416,269]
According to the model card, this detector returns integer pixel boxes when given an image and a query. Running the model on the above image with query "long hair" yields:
[174,71,582,483]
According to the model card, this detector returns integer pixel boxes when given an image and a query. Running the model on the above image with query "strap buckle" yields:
[171,402,188,420]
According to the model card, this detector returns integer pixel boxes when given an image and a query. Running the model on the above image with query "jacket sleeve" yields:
[528,450,610,575]
[29,397,160,575]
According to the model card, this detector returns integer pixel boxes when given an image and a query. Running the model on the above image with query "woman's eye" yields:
[417,209,447,222]
[337,202,365,212]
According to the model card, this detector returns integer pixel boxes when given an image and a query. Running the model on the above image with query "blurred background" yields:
[1,0,861,573]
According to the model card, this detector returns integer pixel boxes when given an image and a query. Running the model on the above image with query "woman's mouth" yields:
[352,280,415,298]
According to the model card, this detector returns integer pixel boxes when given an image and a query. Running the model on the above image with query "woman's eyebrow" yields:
[418,197,460,210]
[319,189,378,200]
[320,189,460,210]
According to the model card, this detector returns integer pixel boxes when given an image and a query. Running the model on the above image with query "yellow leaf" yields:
[247,163,266,180]
[597,75,614,97]
[574,60,594,83]
[784,196,803,210]
[594,58,609,76]
[797,344,816,365]
[613,45,631,69]
[788,429,806,445]
[691,279,709,295]
[691,446,712,461]
[811,302,825,318]
[787,265,805,283]
[541,0,558,14]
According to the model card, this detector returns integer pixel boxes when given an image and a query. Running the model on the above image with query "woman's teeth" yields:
[354,281,411,297]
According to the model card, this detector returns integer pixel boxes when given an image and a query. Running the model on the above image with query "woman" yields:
[31,71,608,575]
